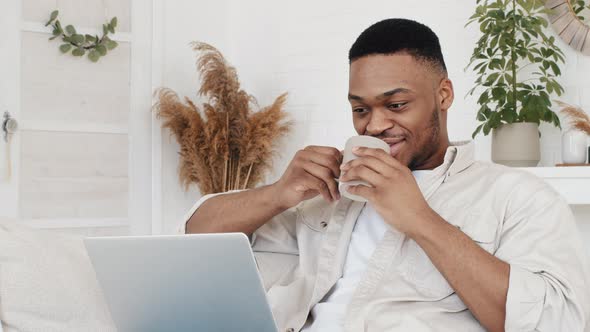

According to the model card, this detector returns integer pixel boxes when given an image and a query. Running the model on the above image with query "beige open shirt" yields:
[179,141,590,332]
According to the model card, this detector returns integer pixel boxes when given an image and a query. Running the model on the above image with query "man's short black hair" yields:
[348,18,447,74]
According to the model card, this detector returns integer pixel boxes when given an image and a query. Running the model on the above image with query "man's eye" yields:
[353,108,367,113]
[388,103,406,110]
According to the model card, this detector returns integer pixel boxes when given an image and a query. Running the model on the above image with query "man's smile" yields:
[382,137,406,157]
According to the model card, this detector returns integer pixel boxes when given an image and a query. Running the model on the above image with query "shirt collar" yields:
[420,140,475,187]
[446,140,476,177]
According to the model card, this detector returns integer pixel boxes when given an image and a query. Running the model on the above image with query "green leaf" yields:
[103,24,108,35]
[71,34,84,44]
[46,10,59,26]
[503,110,517,123]
[96,44,107,56]
[478,92,490,104]
[543,110,553,122]
[483,106,492,118]
[65,25,76,35]
[477,112,487,121]
[472,123,484,139]
[549,61,561,76]
[490,35,499,49]
[490,58,502,69]
[483,121,492,136]
[72,47,85,56]
[88,50,100,62]
[108,23,115,34]
[85,34,96,43]
[110,17,118,29]
[59,44,72,53]
[490,111,501,127]
[492,87,506,100]
[473,62,485,71]
[485,72,500,86]
[539,91,551,106]
[552,112,562,129]
[105,39,118,50]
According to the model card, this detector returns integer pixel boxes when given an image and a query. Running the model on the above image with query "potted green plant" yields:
[466,0,565,167]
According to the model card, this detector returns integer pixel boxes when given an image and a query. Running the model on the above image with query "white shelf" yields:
[519,167,590,205]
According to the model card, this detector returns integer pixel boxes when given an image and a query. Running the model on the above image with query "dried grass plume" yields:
[557,100,590,136]
[153,42,292,194]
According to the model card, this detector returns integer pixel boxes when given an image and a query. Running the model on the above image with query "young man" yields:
[180,19,590,331]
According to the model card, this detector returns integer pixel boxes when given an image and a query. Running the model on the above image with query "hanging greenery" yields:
[45,10,119,62]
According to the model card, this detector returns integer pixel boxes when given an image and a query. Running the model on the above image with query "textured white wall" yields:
[159,0,590,233]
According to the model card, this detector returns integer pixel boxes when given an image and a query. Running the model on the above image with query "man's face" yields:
[348,53,453,170]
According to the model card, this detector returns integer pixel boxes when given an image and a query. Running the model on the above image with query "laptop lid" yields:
[84,233,278,332]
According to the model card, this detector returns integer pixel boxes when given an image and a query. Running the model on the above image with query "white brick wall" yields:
[159,0,590,233]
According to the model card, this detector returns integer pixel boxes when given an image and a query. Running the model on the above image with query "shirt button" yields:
[320,221,328,228]
[286,328,295,332]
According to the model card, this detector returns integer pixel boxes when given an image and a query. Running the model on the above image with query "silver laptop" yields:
[84,233,278,332]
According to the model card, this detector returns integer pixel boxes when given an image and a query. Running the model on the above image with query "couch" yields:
[0,219,116,331]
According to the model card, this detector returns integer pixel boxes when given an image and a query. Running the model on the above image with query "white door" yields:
[0,1,20,218]
[0,0,154,236]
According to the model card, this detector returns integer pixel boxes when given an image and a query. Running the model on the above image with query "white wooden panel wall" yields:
[18,0,133,234]
[21,32,130,133]
[0,1,21,218]
[20,131,128,219]
[22,0,131,32]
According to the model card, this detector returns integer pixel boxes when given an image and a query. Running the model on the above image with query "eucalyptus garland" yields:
[45,10,119,62]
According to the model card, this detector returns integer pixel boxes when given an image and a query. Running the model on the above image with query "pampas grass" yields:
[154,42,292,194]
[557,101,590,136]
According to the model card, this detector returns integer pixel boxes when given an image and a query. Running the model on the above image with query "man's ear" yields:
[438,78,454,112]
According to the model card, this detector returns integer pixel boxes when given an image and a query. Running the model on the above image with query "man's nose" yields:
[365,109,393,136]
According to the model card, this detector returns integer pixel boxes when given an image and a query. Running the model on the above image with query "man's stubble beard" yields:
[408,108,441,170]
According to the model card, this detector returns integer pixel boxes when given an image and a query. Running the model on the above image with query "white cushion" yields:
[0,220,116,332]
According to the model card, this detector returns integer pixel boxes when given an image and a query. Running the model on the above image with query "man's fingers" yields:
[304,151,341,178]
[342,155,390,176]
[303,163,340,201]
[304,146,343,163]
[341,165,383,187]
[301,171,334,202]
[353,147,404,170]
[344,183,375,200]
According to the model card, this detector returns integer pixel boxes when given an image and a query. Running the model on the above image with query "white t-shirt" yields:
[302,170,432,331]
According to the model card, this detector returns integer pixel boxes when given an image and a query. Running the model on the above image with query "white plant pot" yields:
[492,122,540,167]
[561,128,588,164]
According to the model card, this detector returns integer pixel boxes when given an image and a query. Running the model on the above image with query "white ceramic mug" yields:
[339,135,390,202]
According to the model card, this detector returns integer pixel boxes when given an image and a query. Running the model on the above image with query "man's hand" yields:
[340,146,511,331]
[271,146,343,209]
[339,146,432,236]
